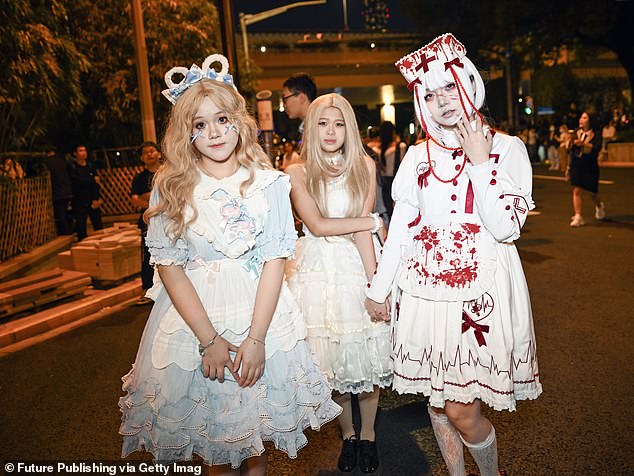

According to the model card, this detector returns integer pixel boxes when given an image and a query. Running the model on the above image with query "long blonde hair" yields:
[300,93,370,218]
[145,79,271,240]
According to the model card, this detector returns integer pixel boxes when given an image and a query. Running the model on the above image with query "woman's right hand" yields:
[201,336,240,383]
[365,297,391,323]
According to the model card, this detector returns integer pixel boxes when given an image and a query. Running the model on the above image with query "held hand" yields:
[455,116,492,165]
[201,336,239,383]
[383,297,392,323]
[90,200,101,209]
[233,336,266,388]
[365,297,389,323]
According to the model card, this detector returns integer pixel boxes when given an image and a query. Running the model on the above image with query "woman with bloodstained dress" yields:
[364,34,542,476]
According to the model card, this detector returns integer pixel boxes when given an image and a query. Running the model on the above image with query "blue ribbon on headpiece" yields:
[163,64,235,104]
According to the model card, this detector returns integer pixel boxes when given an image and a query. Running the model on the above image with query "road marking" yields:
[533,174,614,185]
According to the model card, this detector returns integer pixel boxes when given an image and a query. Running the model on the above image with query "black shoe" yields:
[337,437,358,472]
[358,440,379,473]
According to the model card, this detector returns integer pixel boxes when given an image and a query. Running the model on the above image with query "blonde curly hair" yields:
[145,79,271,240]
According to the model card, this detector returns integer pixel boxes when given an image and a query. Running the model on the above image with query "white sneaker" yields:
[570,215,585,227]
[595,202,606,220]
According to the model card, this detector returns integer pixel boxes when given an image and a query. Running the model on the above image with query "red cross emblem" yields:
[416,52,437,73]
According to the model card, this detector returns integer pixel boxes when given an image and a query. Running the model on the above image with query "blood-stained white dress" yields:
[366,131,542,411]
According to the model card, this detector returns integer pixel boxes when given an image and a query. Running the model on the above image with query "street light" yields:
[239,0,327,74]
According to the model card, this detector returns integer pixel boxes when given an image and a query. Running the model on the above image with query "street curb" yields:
[0,280,143,357]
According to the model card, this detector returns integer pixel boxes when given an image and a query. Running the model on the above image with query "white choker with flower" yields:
[326,152,344,167]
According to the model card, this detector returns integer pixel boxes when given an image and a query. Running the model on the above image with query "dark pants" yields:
[53,198,74,235]
[73,203,103,240]
[141,233,154,290]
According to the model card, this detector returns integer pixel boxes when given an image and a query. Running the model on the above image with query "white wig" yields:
[395,34,486,143]
[413,56,486,140]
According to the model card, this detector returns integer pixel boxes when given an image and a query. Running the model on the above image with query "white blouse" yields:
[366,131,534,303]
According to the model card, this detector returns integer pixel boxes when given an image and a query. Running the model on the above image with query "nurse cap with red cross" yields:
[395,33,467,92]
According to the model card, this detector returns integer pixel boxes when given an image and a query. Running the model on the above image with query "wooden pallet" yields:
[58,224,142,281]
[0,269,92,319]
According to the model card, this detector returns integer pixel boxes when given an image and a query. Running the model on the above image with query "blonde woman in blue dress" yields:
[118,55,341,475]
[285,93,392,474]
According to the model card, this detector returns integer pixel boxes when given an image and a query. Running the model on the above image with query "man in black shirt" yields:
[46,148,74,235]
[69,144,102,240]
[131,141,161,297]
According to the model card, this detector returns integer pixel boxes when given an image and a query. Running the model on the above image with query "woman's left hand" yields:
[455,116,493,165]
[233,336,265,388]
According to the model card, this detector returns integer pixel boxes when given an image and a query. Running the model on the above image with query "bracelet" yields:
[198,332,219,356]
[247,335,265,345]
[369,212,382,234]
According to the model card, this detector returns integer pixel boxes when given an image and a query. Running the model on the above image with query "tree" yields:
[63,0,222,148]
[0,0,88,152]
[399,0,634,101]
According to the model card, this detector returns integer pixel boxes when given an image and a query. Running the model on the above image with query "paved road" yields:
[1,165,633,475]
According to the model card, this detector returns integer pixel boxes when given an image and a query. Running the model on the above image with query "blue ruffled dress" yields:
[118,166,341,468]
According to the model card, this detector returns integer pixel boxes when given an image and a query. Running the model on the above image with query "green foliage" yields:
[64,0,222,147]
[531,64,577,114]
[0,0,88,151]
[3,0,244,150]
[398,0,634,95]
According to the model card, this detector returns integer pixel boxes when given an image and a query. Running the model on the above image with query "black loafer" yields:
[359,439,380,473]
[337,437,358,472]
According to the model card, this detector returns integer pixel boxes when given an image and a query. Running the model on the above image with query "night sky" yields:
[233,0,416,32]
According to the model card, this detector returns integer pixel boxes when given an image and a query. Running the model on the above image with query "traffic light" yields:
[524,96,533,115]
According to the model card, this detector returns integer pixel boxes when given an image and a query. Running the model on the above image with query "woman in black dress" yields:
[568,112,605,227]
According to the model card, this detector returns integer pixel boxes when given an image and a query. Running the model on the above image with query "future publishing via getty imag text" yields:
[4,461,203,476]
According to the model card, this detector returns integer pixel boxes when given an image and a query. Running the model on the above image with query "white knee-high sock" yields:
[427,406,465,476]
[461,426,498,476]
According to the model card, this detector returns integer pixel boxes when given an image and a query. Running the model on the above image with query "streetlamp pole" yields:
[239,0,327,74]
[129,0,156,142]
[217,0,240,89]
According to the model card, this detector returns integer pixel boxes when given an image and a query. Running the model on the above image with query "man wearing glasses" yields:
[282,72,317,140]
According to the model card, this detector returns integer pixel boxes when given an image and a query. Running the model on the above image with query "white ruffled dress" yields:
[286,172,393,394]
[366,131,543,411]
[119,167,341,468]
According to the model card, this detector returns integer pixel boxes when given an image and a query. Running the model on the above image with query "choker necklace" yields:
[426,140,467,184]
[326,152,344,167]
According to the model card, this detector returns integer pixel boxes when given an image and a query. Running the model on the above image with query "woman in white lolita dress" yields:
[364,35,542,476]
[286,93,392,473]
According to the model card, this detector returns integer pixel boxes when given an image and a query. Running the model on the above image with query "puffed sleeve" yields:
[257,174,297,261]
[465,135,534,243]
[391,144,421,207]
[145,188,190,266]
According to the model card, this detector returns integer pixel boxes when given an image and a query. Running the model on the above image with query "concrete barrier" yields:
[606,142,634,163]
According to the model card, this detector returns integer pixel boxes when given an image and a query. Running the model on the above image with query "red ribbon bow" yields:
[407,78,421,92]
[418,168,431,189]
[462,311,490,347]
[444,58,464,71]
